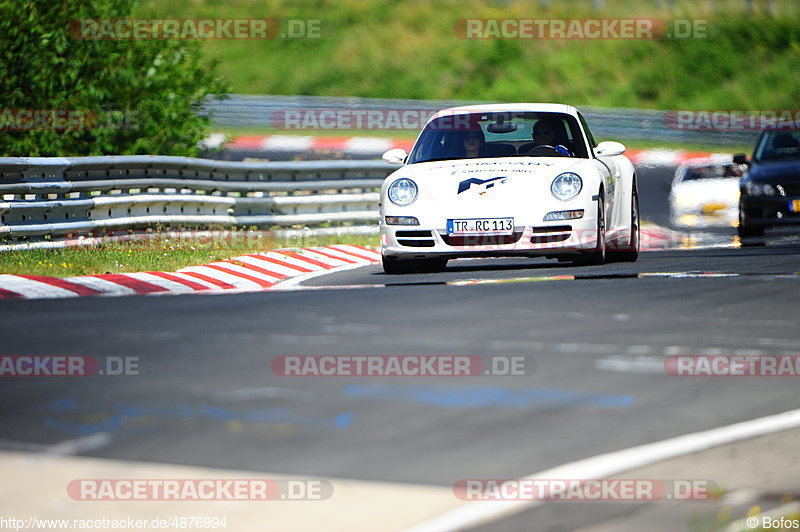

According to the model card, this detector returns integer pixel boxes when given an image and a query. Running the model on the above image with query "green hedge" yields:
[135,0,800,109]
[0,0,227,156]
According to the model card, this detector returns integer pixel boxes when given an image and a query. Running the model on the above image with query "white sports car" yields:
[669,160,743,228]
[379,103,639,274]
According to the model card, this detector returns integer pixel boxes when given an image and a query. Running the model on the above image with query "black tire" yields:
[382,256,416,274]
[737,206,765,245]
[382,256,448,274]
[572,193,606,266]
[417,258,448,273]
[608,184,640,262]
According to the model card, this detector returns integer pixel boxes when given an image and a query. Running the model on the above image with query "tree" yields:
[0,0,228,156]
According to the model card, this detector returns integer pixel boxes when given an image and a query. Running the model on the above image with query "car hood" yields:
[390,157,591,202]
[747,158,800,184]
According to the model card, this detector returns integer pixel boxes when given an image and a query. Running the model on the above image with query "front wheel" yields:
[608,185,639,262]
[572,194,606,266]
[382,256,448,275]
[737,206,764,246]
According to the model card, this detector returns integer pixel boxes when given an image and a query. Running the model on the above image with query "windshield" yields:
[682,163,745,181]
[755,130,800,161]
[407,112,588,164]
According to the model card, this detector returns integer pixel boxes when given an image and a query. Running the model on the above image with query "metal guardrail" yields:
[0,156,395,242]
[204,94,760,149]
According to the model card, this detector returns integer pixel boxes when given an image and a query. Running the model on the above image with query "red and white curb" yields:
[628,149,733,168]
[212,134,728,167]
[0,226,694,300]
[639,226,688,249]
[220,134,414,156]
[0,245,381,300]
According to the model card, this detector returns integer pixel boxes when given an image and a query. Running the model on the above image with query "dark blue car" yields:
[735,129,800,243]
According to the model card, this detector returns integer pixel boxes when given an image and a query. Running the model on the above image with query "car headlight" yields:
[388,178,418,206]
[745,182,777,196]
[551,172,582,201]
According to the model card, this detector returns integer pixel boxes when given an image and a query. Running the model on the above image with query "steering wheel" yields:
[523,144,559,156]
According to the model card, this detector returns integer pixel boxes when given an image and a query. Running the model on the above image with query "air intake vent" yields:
[396,230,436,247]
[398,239,435,247]
[530,225,572,244]
[531,225,573,233]
[396,230,434,238]
[441,232,523,246]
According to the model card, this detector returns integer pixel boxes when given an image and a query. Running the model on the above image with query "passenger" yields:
[723,164,743,178]
[462,129,487,158]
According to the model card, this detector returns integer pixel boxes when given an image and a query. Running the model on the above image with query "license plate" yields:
[791,200,800,213]
[701,203,727,214]
[447,217,514,236]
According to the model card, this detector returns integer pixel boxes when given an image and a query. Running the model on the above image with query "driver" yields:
[532,119,572,156]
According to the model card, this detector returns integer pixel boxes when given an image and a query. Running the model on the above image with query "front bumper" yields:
[380,215,602,259]
[740,195,800,228]
[670,202,737,228]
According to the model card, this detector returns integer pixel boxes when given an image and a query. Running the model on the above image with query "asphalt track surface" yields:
[1,164,800,530]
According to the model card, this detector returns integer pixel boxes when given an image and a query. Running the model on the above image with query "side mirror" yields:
[382,148,407,166]
[594,141,626,157]
[733,153,750,166]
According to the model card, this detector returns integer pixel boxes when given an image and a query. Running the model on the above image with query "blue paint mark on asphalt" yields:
[44,399,353,437]
[112,402,296,423]
[343,385,633,409]
[47,397,77,412]
[332,412,353,428]
[45,414,123,436]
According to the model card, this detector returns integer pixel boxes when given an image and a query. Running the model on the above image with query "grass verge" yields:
[0,231,379,278]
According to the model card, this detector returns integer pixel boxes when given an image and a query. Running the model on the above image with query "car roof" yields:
[677,156,735,171]
[673,159,740,184]
[428,103,580,122]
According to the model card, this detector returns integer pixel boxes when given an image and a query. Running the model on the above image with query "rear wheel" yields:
[572,194,606,266]
[382,256,448,274]
[608,184,639,262]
